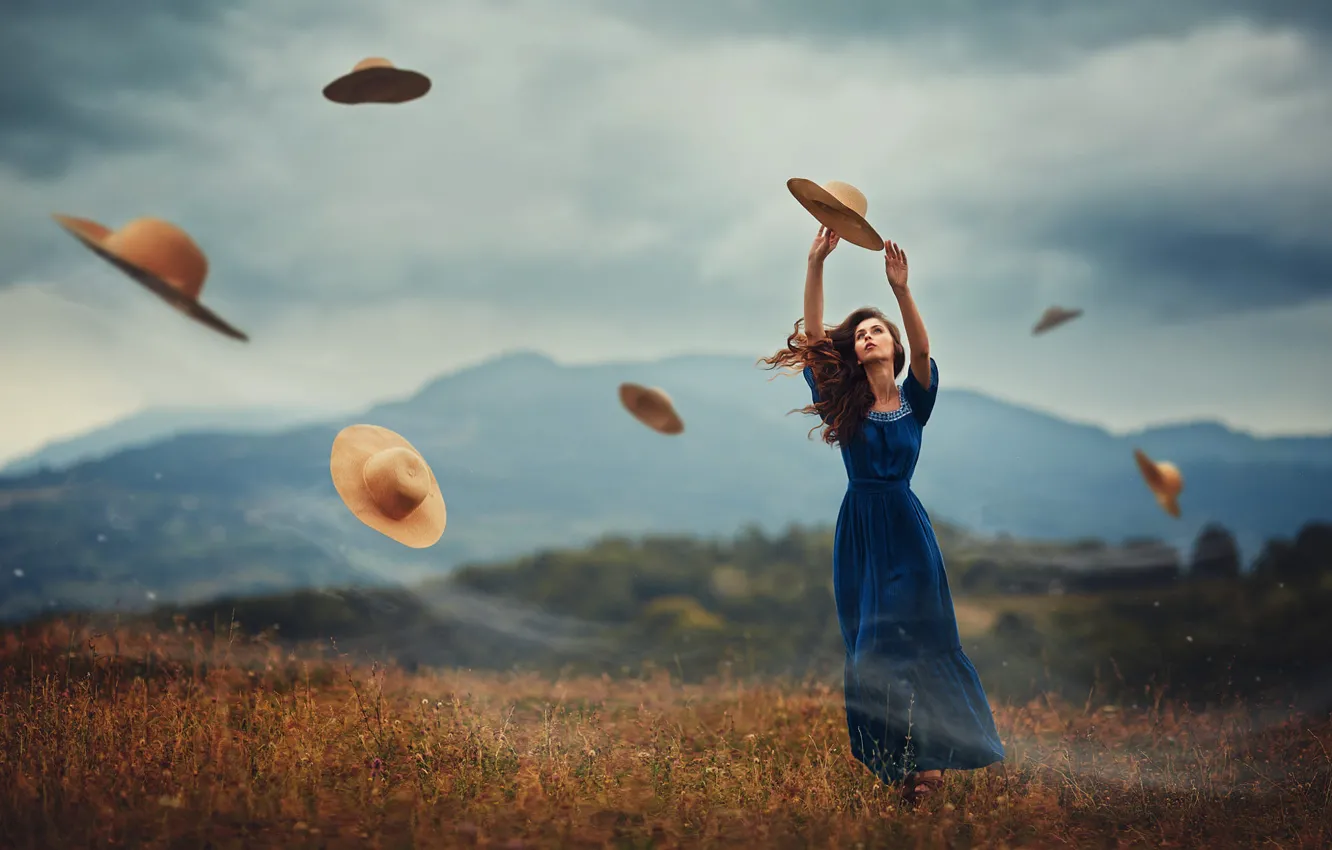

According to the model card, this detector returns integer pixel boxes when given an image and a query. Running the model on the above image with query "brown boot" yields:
[901,770,945,807]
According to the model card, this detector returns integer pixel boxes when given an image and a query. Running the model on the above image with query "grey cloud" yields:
[1041,212,1332,318]
[8,0,1329,182]
[0,0,259,178]
[4,0,1332,327]
[600,0,1332,58]
[240,242,737,323]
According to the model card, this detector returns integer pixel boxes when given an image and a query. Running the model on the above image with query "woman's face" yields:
[854,317,896,364]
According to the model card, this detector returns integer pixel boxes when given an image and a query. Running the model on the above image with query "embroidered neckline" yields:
[867,385,911,422]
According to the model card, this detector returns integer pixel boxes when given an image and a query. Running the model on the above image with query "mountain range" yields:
[0,406,328,476]
[1,350,1328,623]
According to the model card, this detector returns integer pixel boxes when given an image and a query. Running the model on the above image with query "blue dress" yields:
[803,358,1005,783]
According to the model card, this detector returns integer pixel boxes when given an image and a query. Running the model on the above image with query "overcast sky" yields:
[2,0,1330,464]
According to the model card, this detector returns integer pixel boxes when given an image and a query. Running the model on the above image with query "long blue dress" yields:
[803,358,1005,783]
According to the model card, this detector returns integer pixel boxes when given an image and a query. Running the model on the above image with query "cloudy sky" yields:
[2,0,1331,464]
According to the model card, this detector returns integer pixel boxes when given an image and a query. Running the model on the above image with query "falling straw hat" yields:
[330,424,447,547]
[1133,448,1184,518]
[51,214,248,341]
[322,58,432,104]
[1032,306,1084,336]
[786,178,884,251]
[618,383,684,435]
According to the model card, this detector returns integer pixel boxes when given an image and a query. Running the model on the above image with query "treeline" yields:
[950,520,1332,594]
[962,520,1332,709]
[35,519,1332,711]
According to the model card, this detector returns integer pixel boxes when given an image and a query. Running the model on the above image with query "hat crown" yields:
[822,181,869,217]
[622,384,669,415]
[1154,462,1183,493]
[354,57,395,71]
[618,383,683,434]
[1135,450,1183,495]
[362,446,429,519]
[103,218,208,299]
[640,388,672,411]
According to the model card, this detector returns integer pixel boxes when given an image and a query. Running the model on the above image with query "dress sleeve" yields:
[802,365,833,423]
[802,365,821,403]
[902,357,939,426]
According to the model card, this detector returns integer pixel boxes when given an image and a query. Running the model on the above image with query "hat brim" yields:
[53,214,249,342]
[618,383,684,435]
[323,67,432,104]
[1155,493,1181,518]
[1032,309,1083,335]
[787,178,884,251]
[330,424,447,548]
[1133,449,1182,518]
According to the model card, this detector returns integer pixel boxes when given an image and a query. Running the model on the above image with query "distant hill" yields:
[0,350,1329,623]
[1,406,329,476]
[54,521,1332,710]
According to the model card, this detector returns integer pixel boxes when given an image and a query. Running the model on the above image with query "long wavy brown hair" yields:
[758,306,906,447]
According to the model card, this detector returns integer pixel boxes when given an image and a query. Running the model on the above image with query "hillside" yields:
[0,405,326,475]
[31,519,1332,712]
[0,350,1329,622]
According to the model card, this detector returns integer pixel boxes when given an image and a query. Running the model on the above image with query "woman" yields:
[760,225,1005,807]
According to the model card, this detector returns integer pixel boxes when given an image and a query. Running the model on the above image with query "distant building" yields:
[1046,541,1182,593]
[965,540,1183,594]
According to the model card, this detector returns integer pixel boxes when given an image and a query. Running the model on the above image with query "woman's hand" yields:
[808,226,840,265]
[884,239,909,294]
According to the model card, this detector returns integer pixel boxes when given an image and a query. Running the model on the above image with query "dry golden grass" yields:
[1,618,1329,849]
[949,600,1000,637]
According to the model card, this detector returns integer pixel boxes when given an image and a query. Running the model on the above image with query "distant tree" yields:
[1251,538,1295,583]
[1189,523,1241,581]
[773,524,810,565]
[1251,522,1332,585]
[960,559,999,593]
[640,596,724,635]
[990,610,1042,654]
[992,611,1032,637]
[1294,522,1332,576]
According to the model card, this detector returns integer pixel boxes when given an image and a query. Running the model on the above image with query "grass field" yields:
[953,593,1111,632]
[2,618,1329,849]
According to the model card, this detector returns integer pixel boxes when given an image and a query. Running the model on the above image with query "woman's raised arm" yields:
[884,239,932,389]
[804,226,839,343]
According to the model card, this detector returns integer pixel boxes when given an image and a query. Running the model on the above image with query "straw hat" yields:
[618,383,684,435]
[330,424,446,548]
[1133,448,1183,518]
[787,178,884,251]
[51,214,248,341]
[1032,306,1084,336]
[322,58,432,104]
